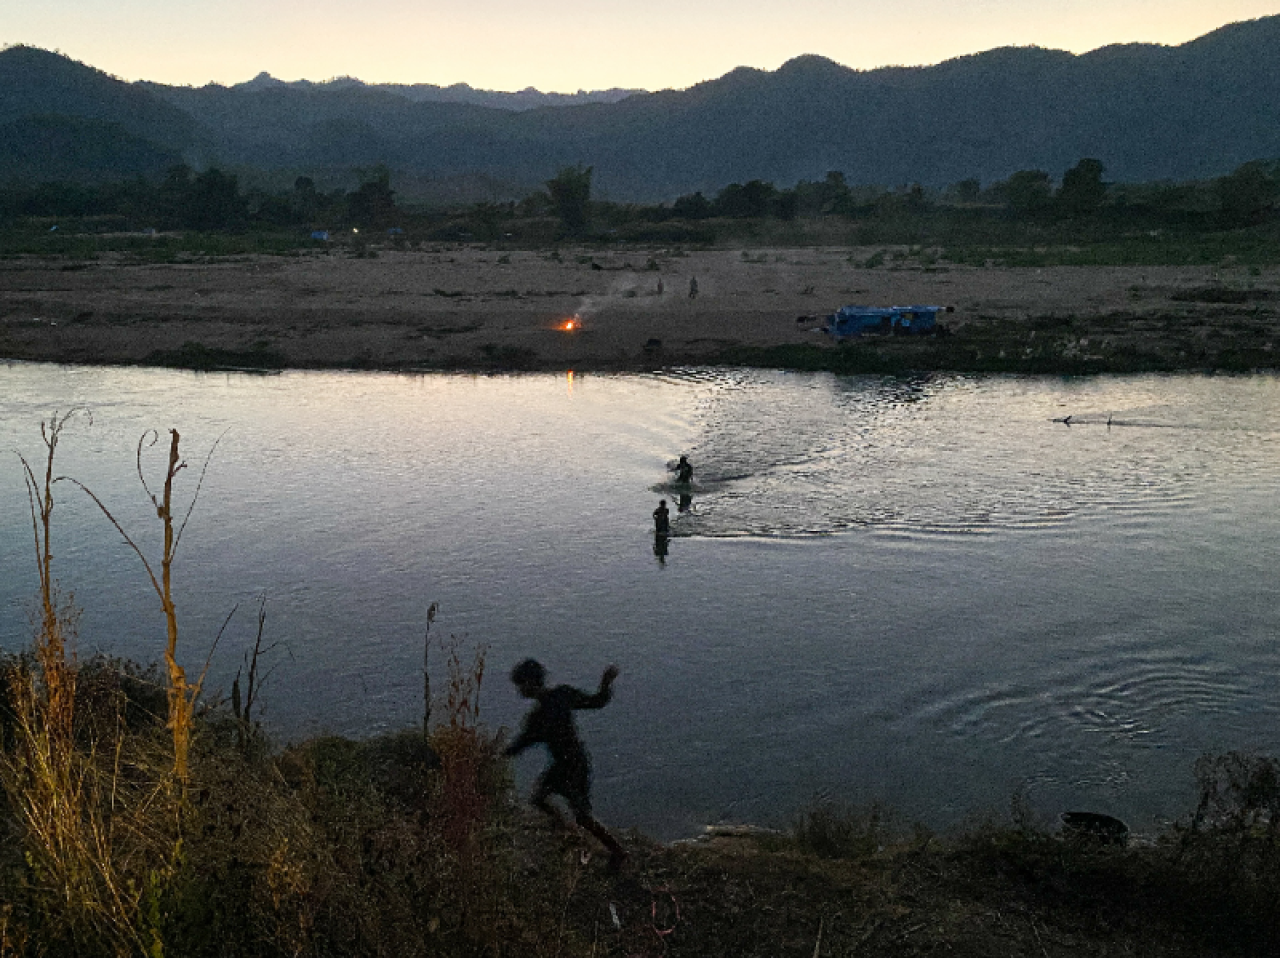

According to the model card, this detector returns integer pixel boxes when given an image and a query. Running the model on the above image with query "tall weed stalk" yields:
[17,411,79,760]
[66,428,222,788]
[3,413,172,954]
[432,634,490,857]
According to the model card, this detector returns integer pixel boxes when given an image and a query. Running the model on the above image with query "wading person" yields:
[672,455,693,485]
[505,659,628,871]
[653,499,671,535]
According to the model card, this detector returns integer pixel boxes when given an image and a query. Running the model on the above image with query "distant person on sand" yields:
[689,276,698,299]
[653,499,671,535]
[672,455,693,485]
[505,659,628,871]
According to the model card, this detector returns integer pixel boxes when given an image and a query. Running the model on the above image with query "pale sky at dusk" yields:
[5,1,1278,93]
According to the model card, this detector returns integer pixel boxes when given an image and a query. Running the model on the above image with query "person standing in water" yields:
[505,659,628,871]
[653,499,671,535]
[672,455,693,485]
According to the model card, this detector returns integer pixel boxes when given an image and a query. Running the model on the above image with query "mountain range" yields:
[229,71,642,111]
[2,16,1279,202]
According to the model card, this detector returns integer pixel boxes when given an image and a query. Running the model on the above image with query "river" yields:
[2,361,1278,839]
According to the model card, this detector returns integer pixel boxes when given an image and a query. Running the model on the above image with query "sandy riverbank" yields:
[2,246,1277,371]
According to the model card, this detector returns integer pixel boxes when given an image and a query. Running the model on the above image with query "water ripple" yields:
[671,370,1280,539]
[913,651,1255,756]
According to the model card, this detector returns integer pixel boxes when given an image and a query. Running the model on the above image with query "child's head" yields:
[511,658,546,697]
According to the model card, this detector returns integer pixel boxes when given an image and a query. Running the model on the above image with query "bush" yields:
[792,800,888,859]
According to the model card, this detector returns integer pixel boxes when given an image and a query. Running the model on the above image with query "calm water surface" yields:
[2,361,1278,839]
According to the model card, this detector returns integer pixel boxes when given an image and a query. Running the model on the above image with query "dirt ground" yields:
[2,246,1278,370]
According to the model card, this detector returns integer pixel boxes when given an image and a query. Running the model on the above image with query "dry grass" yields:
[2,415,182,955]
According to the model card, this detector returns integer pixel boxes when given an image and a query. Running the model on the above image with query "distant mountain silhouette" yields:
[230,71,643,111]
[2,16,1278,199]
[0,46,195,150]
[0,114,182,182]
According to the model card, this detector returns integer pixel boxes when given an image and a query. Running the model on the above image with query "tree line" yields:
[2,157,1278,240]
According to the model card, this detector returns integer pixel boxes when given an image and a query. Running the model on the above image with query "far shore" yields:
[2,246,1278,374]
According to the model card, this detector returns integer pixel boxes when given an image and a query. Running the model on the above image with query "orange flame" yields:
[558,316,580,332]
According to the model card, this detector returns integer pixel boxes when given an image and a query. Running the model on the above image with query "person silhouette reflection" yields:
[678,492,692,513]
[652,532,669,564]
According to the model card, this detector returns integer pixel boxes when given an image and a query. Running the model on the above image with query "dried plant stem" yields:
[5,411,157,954]
[66,427,224,789]
[158,430,195,784]
[17,410,82,760]
[234,596,283,751]
[423,601,439,740]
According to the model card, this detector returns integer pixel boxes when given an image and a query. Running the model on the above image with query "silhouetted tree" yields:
[713,180,777,218]
[289,176,320,222]
[950,178,981,203]
[774,189,799,221]
[996,169,1053,215]
[795,171,853,216]
[155,164,193,225]
[185,168,247,230]
[545,163,592,233]
[1058,158,1106,216]
[1216,160,1277,225]
[673,191,711,219]
[469,201,506,240]
[516,190,553,218]
[347,165,396,227]
[153,165,246,230]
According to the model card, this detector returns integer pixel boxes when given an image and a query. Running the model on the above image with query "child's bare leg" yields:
[533,797,571,829]
[577,813,628,871]
[531,781,571,830]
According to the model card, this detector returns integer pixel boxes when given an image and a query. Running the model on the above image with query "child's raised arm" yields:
[601,665,619,691]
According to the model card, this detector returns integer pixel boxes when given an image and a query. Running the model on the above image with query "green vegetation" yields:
[717,302,1280,376]
[544,164,593,236]
[6,418,1280,956]
[3,158,1279,266]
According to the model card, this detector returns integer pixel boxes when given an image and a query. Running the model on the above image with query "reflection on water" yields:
[660,368,1268,539]
[2,361,1279,839]
[652,531,669,566]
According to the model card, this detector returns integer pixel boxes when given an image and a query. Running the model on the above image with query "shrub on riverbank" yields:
[6,657,1280,957]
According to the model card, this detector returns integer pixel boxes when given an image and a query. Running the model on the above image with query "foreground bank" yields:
[2,247,1278,374]
[4,654,1280,957]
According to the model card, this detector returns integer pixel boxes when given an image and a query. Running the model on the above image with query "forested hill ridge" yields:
[227,71,643,111]
[2,14,1279,200]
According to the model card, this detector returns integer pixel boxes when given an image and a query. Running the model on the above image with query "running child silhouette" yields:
[505,659,628,871]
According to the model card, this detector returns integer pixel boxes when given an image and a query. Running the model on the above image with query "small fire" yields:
[558,315,582,332]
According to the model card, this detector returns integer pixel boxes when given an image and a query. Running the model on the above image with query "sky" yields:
[5,0,1278,93]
